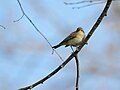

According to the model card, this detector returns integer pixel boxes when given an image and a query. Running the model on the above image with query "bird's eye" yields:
[80,30,84,33]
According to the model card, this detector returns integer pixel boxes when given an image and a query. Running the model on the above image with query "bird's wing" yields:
[59,32,77,45]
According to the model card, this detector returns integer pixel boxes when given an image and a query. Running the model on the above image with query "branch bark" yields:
[74,54,80,90]
[19,0,112,90]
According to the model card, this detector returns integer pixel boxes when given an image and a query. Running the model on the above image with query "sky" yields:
[0,0,120,90]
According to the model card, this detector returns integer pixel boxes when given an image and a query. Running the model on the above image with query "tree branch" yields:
[72,1,106,9]
[19,0,112,90]
[64,0,106,9]
[15,0,63,61]
[0,25,6,29]
[74,54,80,90]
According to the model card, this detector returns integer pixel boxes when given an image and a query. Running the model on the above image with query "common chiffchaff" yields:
[52,27,85,49]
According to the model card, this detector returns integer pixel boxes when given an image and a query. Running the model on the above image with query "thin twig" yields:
[74,54,80,90]
[64,0,118,9]
[64,0,105,5]
[15,0,63,61]
[13,14,24,22]
[0,25,6,29]
[72,1,106,9]
[19,0,112,90]
[64,0,118,5]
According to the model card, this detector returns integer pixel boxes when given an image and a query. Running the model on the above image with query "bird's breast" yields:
[67,36,83,46]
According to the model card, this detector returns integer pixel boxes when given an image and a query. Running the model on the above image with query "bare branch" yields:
[19,54,80,90]
[13,14,24,22]
[79,0,112,47]
[72,1,106,9]
[64,0,105,5]
[19,0,112,90]
[65,0,118,9]
[0,25,6,29]
[15,0,63,61]
[74,54,80,90]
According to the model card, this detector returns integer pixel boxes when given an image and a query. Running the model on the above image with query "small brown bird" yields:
[52,27,85,49]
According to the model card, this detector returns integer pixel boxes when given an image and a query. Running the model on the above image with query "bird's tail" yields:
[52,44,61,49]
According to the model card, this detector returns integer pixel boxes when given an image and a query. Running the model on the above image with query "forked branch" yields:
[19,0,112,90]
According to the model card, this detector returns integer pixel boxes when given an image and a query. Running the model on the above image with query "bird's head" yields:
[76,27,84,33]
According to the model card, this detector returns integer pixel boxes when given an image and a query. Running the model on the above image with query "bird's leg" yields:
[70,46,74,52]
[52,49,55,54]
[76,47,79,51]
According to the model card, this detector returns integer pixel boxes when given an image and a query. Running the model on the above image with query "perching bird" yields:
[52,27,85,49]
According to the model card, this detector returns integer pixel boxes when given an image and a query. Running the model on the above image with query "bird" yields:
[52,27,85,49]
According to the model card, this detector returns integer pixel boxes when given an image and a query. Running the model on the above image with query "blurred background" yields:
[0,0,120,90]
